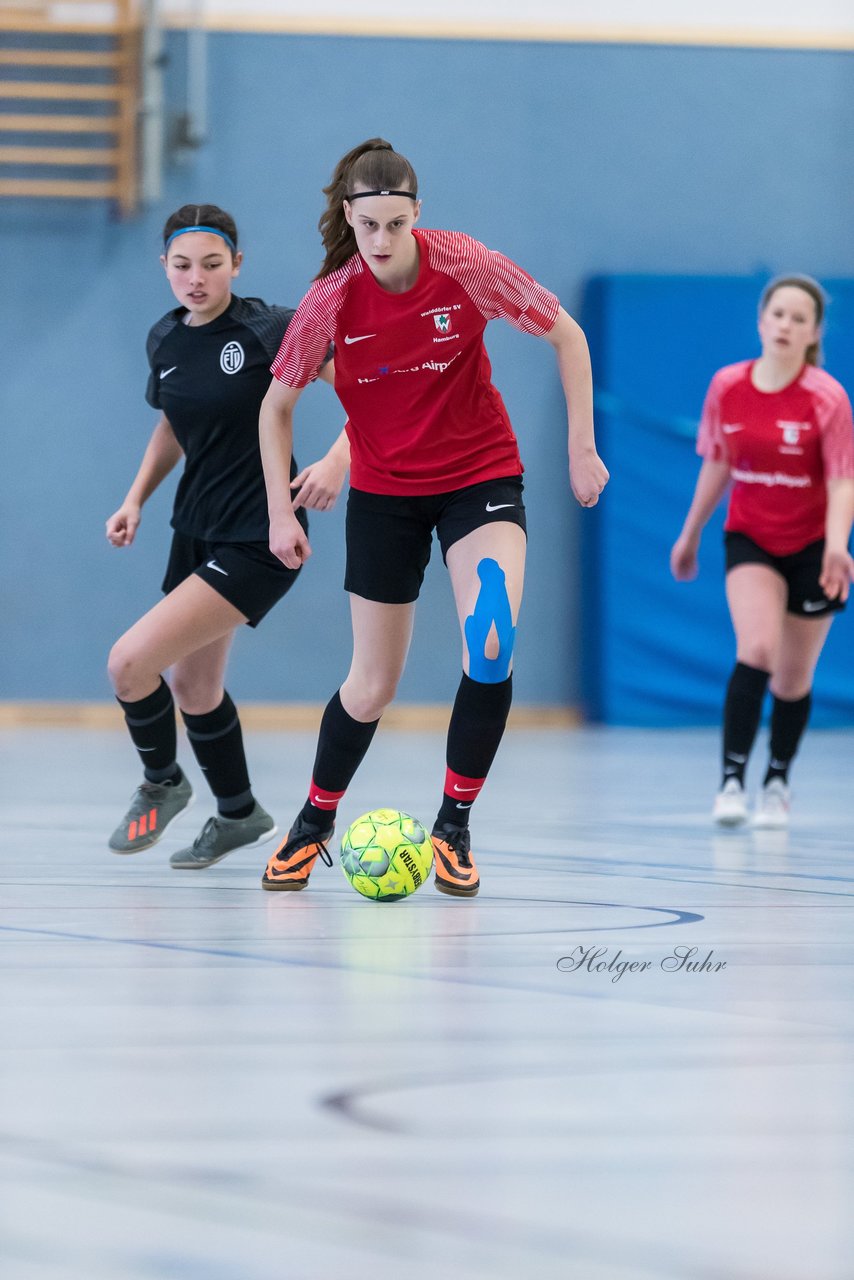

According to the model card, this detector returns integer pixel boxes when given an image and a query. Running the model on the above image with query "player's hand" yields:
[670,533,700,581]
[291,454,347,512]
[570,448,609,508]
[269,511,312,570]
[819,546,854,602]
[106,503,141,547]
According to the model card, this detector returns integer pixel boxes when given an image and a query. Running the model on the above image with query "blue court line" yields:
[0,902,702,956]
[0,1127,735,1280]
[560,868,854,900]
[549,851,854,887]
[0,924,319,969]
[0,904,704,1004]
[484,850,854,897]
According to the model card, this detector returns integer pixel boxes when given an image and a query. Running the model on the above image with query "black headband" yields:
[346,189,417,201]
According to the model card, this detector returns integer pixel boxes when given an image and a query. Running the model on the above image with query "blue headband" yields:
[165,225,237,252]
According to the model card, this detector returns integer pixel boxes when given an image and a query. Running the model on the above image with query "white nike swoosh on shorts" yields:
[485,502,515,512]
[206,560,228,576]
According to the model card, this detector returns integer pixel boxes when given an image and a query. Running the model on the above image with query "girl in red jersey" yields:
[259,137,608,895]
[106,204,346,868]
[671,276,854,828]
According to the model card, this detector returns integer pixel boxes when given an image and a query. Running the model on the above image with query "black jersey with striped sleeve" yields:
[145,295,297,541]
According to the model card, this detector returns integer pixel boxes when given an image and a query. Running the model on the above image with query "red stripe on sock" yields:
[444,768,486,800]
[309,779,347,810]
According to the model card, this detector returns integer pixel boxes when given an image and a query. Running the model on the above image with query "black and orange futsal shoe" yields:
[431,822,480,896]
[108,775,194,853]
[261,814,334,891]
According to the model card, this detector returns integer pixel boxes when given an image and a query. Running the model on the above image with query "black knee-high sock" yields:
[721,661,769,786]
[436,673,513,829]
[299,690,380,828]
[181,692,253,818]
[117,677,181,784]
[764,692,812,785]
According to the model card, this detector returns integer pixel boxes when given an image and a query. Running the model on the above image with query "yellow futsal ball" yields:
[340,809,434,901]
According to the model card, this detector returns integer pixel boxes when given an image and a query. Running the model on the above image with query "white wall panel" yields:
[154,0,853,40]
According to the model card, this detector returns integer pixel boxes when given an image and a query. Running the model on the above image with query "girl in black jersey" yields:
[106,204,347,868]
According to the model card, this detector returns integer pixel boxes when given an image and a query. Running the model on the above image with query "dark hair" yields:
[760,274,825,366]
[162,203,239,256]
[316,138,418,279]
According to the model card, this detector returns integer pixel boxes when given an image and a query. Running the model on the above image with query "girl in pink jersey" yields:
[671,276,854,828]
[259,137,608,894]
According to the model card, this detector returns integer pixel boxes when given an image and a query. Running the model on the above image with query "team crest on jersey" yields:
[434,313,451,333]
[220,341,244,374]
[777,420,810,446]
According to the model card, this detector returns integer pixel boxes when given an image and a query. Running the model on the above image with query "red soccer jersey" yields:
[697,359,854,555]
[270,227,560,495]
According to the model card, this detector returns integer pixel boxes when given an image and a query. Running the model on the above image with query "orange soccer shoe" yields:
[431,822,480,897]
[261,814,334,891]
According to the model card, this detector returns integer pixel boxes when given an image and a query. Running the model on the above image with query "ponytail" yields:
[316,137,418,279]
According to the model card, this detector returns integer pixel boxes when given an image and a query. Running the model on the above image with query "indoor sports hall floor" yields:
[2,722,852,1280]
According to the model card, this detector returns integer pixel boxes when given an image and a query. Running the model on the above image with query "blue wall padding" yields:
[2,33,854,702]
[582,275,854,727]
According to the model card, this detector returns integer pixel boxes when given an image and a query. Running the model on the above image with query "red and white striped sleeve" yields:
[270,261,356,387]
[422,229,560,335]
[804,367,854,480]
[696,362,751,462]
[696,368,727,462]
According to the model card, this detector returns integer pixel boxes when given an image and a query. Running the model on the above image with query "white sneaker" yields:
[752,778,791,829]
[713,778,748,827]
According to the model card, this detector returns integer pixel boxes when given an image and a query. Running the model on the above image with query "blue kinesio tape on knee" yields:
[465,558,516,683]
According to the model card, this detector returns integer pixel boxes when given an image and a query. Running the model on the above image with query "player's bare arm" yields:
[670,459,732,581]
[106,414,184,547]
[543,307,609,508]
[259,377,312,568]
[820,476,854,601]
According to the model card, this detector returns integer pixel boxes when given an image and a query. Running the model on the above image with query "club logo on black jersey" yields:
[220,341,245,374]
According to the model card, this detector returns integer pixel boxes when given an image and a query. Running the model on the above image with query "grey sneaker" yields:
[169,802,277,869]
[109,774,194,853]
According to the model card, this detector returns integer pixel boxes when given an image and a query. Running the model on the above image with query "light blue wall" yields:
[2,33,853,704]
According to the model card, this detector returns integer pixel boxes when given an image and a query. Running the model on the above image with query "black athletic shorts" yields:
[345,475,527,604]
[724,531,845,618]
[162,522,306,627]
